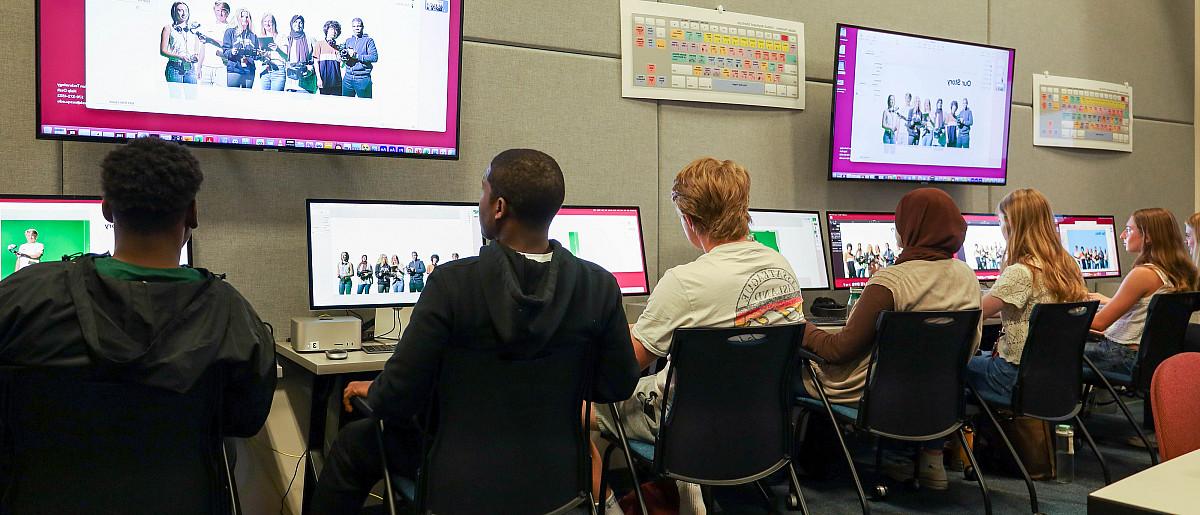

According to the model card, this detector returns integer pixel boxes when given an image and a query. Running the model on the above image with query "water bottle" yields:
[1055,424,1074,483]
[847,287,863,310]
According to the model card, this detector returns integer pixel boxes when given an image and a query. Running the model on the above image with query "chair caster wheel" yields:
[786,493,801,510]
[964,466,979,481]
[871,485,888,499]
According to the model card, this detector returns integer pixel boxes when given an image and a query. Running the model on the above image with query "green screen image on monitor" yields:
[1,219,91,279]
[750,229,780,252]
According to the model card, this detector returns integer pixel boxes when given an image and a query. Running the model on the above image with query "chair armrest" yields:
[350,396,376,418]
[796,347,828,366]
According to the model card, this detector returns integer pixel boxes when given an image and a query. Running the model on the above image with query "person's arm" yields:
[360,37,378,63]
[27,246,42,261]
[802,284,893,364]
[416,261,426,275]
[221,28,236,62]
[628,272,689,372]
[161,26,179,59]
[982,263,1033,319]
[590,278,640,403]
[221,299,278,437]
[1091,267,1162,331]
[352,271,453,421]
[981,294,1005,319]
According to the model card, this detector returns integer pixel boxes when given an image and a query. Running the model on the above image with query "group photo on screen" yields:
[881,93,974,148]
[961,224,1005,272]
[1064,229,1115,271]
[332,250,461,296]
[836,223,901,280]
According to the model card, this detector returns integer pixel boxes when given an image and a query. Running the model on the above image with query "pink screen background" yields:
[37,0,462,152]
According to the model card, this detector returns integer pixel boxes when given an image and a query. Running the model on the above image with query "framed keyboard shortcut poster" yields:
[1033,73,1133,152]
[620,0,805,109]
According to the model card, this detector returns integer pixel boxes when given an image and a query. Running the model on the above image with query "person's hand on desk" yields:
[342,380,372,412]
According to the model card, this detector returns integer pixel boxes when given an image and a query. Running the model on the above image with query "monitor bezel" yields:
[827,23,1015,187]
[305,198,484,310]
[961,211,1002,282]
[1055,213,1124,280]
[0,193,194,266]
[748,207,831,291]
[33,0,465,161]
[557,204,651,297]
[824,210,898,290]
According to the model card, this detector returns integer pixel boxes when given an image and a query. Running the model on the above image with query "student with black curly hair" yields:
[0,138,276,514]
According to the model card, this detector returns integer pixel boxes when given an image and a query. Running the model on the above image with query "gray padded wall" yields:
[2,0,1193,327]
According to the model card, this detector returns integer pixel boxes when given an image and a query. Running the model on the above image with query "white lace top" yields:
[990,263,1057,364]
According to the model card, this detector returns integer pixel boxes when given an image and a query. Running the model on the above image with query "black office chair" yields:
[0,366,240,515]
[969,301,1103,514]
[353,343,598,515]
[797,310,989,515]
[600,324,810,515]
[1083,291,1200,465]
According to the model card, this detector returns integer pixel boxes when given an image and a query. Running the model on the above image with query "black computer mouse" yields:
[325,349,349,360]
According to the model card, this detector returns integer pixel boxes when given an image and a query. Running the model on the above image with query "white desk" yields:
[275,342,390,375]
[1088,448,1200,514]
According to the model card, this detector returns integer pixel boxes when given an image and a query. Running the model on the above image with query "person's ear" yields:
[185,200,198,230]
[494,196,508,222]
[101,200,115,224]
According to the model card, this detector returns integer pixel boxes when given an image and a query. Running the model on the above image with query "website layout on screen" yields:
[748,210,829,289]
[961,213,1003,280]
[1056,215,1120,279]
[548,207,649,294]
[0,198,189,280]
[827,212,901,289]
[831,25,1014,184]
[38,0,461,156]
[308,202,482,308]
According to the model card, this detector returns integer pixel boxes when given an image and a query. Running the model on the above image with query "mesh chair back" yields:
[421,344,591,514]
[1133,292,1200,391]
[1012,301,1099,420]
[1150,352,1200,461]
[860,310,981,440]
[0,367,230,515]
[655,324,802,483]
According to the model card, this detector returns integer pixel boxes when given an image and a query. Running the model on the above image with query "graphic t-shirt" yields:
[633,240,805,394]
[15,242,44,271]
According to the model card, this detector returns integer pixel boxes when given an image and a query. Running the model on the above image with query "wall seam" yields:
[58,142,64,195]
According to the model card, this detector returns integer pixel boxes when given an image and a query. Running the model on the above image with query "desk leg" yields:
[301,374,336,515]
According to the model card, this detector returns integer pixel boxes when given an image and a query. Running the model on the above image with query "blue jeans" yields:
[391,281,404,293]
[966,353,1019,403]
[356,283,371,294]
[227,71,255,88]
[165,62,197,83]
[883,131,894,144]
[958,130,970,148]
[342,75,373,98]
[260,69,285,91]
[1084,338,1137,376]
[338,278,352,295]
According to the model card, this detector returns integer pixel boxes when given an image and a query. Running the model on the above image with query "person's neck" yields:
[497,230,552,255]
[698,236,746,253]
[111,232,185,269]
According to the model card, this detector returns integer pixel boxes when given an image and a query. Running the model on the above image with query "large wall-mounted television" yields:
[829,24,1015,185]
[36,0,463,159]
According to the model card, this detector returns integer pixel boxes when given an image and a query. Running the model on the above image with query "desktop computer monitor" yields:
[748,209,830,290]
[826,211,900,289]
[548,206,649,295]
[0,195,191,281]
[1055,214,1122,279]
[306,200,484,309]
[961,213,1004,281]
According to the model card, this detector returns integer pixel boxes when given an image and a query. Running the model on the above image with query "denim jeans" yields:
[1084,338,1137,376]
[356,283,371,294]
[165,62,197,83]
[338,278,352,295]
[966,352,1019,403]
[391,281,404,293]
[227,71,255,88]
[342,75,373,98]
[260,69,285,91]
[377,281,390,293]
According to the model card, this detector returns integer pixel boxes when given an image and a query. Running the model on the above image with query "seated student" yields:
[592,157,805,515]
[312,149,639,514]
[801,188,981,490]
[0,138,276,511]
[1087,208,1200,375]
[967,188,1088,401]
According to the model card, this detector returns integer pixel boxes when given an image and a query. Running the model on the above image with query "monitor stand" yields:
[373,307,412,341]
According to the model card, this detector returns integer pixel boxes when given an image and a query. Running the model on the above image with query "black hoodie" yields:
[0,255,276,437]
[366,240,639,422]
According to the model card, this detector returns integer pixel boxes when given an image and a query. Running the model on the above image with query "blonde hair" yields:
[1186,212,1200,266]
[1130,208,1200,292]
[671,157,751,242]
[997,189,1087,302]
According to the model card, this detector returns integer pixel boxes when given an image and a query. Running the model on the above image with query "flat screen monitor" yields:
[0,195,192,280]
[37,0,463,158]
[306,200,482,310]
[1055,214,1121,279]
[829,24,1015,185]
[548,206,649,295]
[826,211,901,289]
[748,209,830,290]
[961,213,1004,281]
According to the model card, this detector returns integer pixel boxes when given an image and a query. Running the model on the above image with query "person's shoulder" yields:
[429,256,478,276]
[573,256,623,290]
[1,261,71,287]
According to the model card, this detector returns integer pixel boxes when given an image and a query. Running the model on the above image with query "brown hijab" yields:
[894,188,966,265]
